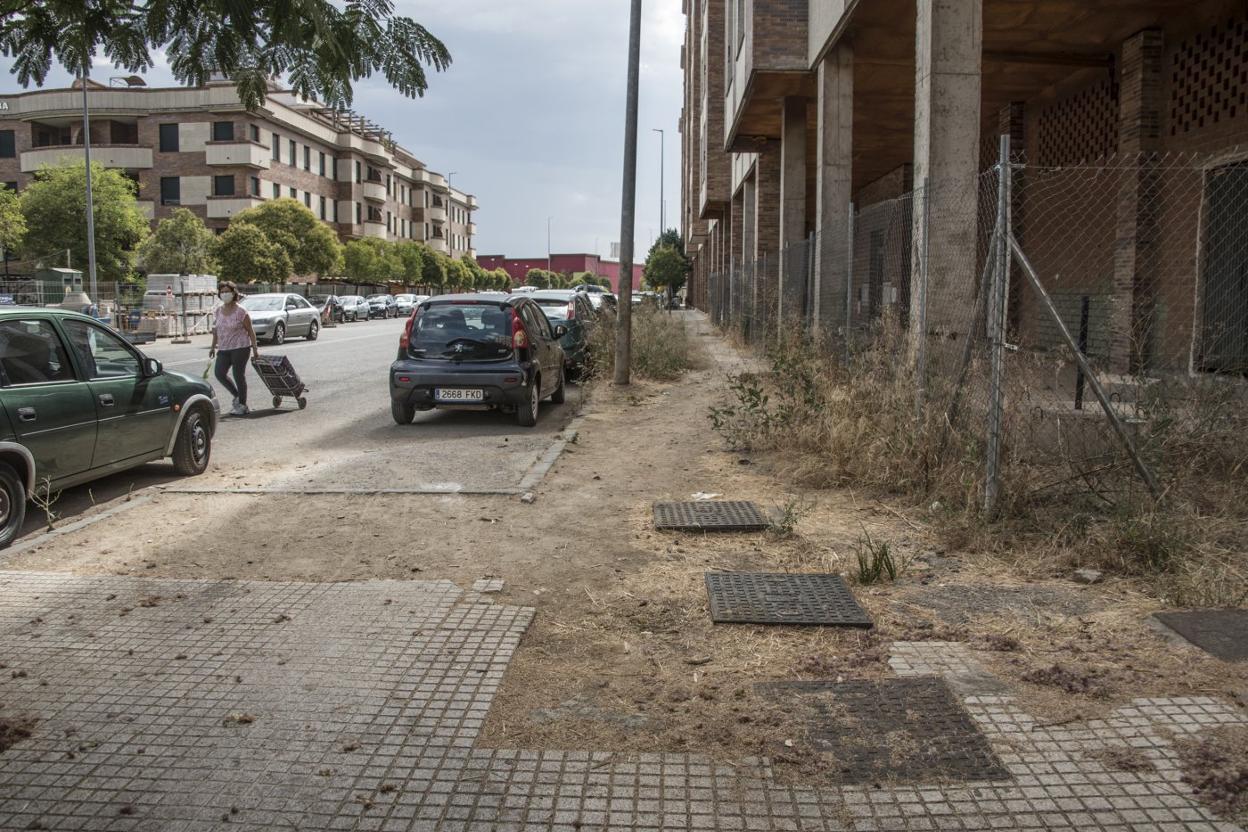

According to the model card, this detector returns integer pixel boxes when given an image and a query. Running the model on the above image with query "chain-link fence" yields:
[707,142,1248,515]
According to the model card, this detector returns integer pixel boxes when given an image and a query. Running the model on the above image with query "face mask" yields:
[219,292,235,303]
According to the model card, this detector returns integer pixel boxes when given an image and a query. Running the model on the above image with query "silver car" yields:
[339,295,370,322]
[240,293,320,344]
[395,293,430,316]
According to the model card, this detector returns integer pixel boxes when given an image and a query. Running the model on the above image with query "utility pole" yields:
[80,64,99,302]
[546,216,552,274]
[613,0,642,385]
[652,128,665,234]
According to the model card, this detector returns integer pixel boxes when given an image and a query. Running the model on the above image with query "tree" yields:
[212,223,291,284]
[135,208,214,275]
[492,268,512,291]
[395,242,426,285]
[0,2,451,111]
[20,161,149,282]
[643,245,690,294]
[445,258,468,291]
[421,249,448,289]
[0,186,25,254]
[646,228,685,262]
[230,198,340,277]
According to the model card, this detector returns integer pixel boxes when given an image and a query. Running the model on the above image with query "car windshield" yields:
[241,296,284,312]
[411,303,513,361]
[368,295,389,302]
[534,298,573,320]
[396,295,414,302]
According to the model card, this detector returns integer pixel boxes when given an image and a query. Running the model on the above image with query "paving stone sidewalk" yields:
[1,572,1245,831]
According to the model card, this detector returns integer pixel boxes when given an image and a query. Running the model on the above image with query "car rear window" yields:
[534,299,572,319]
[411,304,512,360]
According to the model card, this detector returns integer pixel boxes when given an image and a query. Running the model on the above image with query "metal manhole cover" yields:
[704,573,873,627]
[1154,609,1248,661]
[653,501,768,532]
[756,678,1009,784]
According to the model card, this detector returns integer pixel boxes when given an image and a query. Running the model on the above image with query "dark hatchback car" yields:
[0,307,218,547]
[520,290,597,377]
[389,294,567,427]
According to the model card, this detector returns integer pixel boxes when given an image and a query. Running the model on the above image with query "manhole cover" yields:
[704,573,873,627]
[653,501,768,532]
[757,678,1009,784]
[1154,609,1248,661]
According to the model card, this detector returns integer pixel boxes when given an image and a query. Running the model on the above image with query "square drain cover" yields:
[1154,609,1248,662]
[704,572,873,627]
[654,501,768,532]
[757,678,1009,784]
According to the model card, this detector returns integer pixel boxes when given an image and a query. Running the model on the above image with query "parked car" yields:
[339,295,370,322]
[521,289,597,376]
[389,294,567,427]
[367,294,398,319]
[310,294,345,323]
[395,294,430,315]
[240,293,320,344]
[0,308,218,547]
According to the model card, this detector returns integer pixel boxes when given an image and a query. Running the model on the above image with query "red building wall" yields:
[477,254,644,293]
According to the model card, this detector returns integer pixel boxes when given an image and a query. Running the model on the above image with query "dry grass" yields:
[587,307,695,382]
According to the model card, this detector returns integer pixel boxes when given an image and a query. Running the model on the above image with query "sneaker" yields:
[230,401,247,417]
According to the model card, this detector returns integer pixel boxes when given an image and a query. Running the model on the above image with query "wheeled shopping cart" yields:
[251,354,308,410]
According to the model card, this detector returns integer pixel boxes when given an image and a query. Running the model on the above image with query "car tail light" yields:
[565,302,576,320]
[509,308,527,349]
[399,308,419,351]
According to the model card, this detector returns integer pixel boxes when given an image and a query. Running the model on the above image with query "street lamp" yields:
[547,216,553,273]
[652,128,664,236]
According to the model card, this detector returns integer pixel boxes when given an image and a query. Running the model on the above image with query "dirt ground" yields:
[6,321,1246,785]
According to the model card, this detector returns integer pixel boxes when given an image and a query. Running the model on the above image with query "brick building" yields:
[0,76,478,260]
[681,0,1248,373]
[476,253,643,293]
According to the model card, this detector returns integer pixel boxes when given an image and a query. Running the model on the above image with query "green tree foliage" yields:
[230,198,340,277]
[421,248,448,289]
[525,268,566,289]
[212,223,291,284]
[646,228,685,261]
[342,238,402,284]
[20,161,149,282]
[643,244,690,293]
[492,268,513,291]
[395,242,426,284]
[135,208,214,275]
[0,186,25,253]
[0,1,451,111]
[445,258,468,290]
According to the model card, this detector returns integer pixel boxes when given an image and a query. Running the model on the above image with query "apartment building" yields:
[681,0,1248,372]
[0,76,478,260]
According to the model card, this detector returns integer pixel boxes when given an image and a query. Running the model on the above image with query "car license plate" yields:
[435,388,484,402]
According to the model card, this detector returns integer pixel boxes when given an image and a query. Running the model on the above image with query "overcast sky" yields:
[0,1,685,259]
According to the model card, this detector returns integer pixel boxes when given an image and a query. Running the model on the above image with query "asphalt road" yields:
[13,315,580,540]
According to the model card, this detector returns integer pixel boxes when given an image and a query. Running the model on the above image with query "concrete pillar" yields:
[814,44,854,336]
[730,188,744,326]
[910,0,982,338]
[1111,28,1164,372]
[742,174,757,335]
[779,97,809,325]
[755,144,782,336]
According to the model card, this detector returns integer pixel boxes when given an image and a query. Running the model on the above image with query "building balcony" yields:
[206,196,264,219]
[361,219,388,239]
[338,132,390,164]
[427,205,447,223]
[413,169,447,190]
[205,141,270,169]
[467,222,477,236]
[466,195,478,210]
[724,2,811,151]
[20,144,152,173]
[427,236,448,253]
[361,180,387,203]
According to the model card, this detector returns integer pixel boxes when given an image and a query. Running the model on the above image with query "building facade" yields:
[477,253,643,293]
[0,77,478,260]
[681,0,1248,373]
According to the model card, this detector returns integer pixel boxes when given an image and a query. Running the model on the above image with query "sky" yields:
[0,0,685,260]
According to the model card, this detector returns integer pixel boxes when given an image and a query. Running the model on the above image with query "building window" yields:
[288,139,295,165]
[354,161,361,184]
[331,158,338,180]
[271,132,280,161]
[303,146,310,171]
[318,152,326,177]
[319,195,326,219]
[385,174,391,195]
[0,131,12,158]
[249,124,260,143]
[160,176,181,205]
[272,182,280,199]
[249,176,260,197]
[356,202,362,224]
[213,175,235,197]
[157,123,178,153]
[386,211,392,232]
[212,121,234,142]
[367,206,382,223]
[289,186,297,199]
[303,192,310,208]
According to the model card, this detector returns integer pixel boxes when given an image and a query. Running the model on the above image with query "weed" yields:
[587,307,693,381]
[853,528,901,585]
[767,497,805,539]
[31,477,60,531]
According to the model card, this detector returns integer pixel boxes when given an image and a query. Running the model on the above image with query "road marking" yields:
[159,327,403,367]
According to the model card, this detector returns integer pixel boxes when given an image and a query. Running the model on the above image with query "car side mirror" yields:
[553,324,568,337]
[142,357,163,378]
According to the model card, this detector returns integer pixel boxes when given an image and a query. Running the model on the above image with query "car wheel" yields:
[550,366,566,404]
[271,321,286,345]
[391,399,415,425]
[306,319,319,341]
[171,407,212,476]
[0,462,27,549]
[516,377,540,427]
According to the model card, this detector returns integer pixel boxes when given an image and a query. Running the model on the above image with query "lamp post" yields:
[652,128,665,235]
[80,65,99,302]
[546,216,552,274]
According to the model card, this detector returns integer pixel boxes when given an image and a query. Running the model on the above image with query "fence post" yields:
[845,203,855,364]
[915,180,931,423]
[805,231,816,334]
[984,136,1012,515]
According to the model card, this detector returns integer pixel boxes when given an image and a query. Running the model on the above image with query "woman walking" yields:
[210,281,259,416]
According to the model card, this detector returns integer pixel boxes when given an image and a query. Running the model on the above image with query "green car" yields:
[0,307,219,547]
